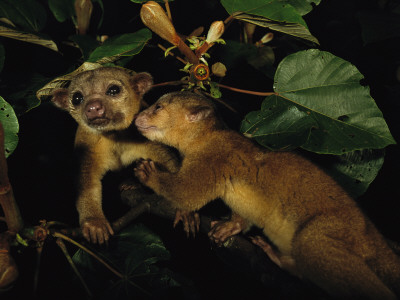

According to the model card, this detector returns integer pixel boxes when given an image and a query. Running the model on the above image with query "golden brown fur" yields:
[51,67,178,244]
[134,91,400,299]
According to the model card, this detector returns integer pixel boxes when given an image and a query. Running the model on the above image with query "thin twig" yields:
[163,0,172,20]
[217,83,276,97]
[153,80,275,98]
[157,43,187,64]
[224,15,235,25]
[33,247,43,295]
[52,231,124,279]
[56,238,93,297]
[111,203,150,233]
[152,80,187,88]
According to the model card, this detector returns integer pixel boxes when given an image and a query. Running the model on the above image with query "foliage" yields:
[0,96,18,158]
[0,0,399,297]
[72,224,184,299]
[241,49,395,154]
[87,29,152,62]
[221,0,319,44]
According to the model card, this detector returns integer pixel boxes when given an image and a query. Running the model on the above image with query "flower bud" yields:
[206,21,224,43]
[140,1,180,46]
[260,33,274,44]
[75,0,93,35]
[212,62,227,77]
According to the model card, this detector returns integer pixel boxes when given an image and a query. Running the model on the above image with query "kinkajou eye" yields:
[106,85,121,96]
[72,92,84,105]
[154,104,163,112]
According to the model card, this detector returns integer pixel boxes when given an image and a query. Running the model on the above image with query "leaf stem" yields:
[153,80,275,97]
[163,0,172,20]
[56,238,93,297]
[152,80,187,88]
[224,15,235,25]
[217,83,276,97]
[52,231,124,279]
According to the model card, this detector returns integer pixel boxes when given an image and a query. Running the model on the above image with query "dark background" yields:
[1,0,400,299]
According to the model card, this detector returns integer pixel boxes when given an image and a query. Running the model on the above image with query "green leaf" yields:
[241,94,317,150]
[87,28,152,63]
[48,0,75,23]
[284,0,322,16]
[0,25,58,52]
[221,0,306,26]
[220,0,319,44]
[0,43,4,73]
[0,96,19,158]
[326,149,385,197]
[209,81,222,98]
[241,49,396,154]
[0,0,47,32]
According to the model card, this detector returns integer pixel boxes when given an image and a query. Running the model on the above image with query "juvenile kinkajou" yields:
[134,91,400,299]
[51,67,179,244]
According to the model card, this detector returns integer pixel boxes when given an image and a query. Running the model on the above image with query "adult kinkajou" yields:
[133,91,400,299]
[51,67,179,244]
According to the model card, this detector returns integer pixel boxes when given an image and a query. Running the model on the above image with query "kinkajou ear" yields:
[130,72,153,97]
[51,88,70,111]
[187,105,214,122]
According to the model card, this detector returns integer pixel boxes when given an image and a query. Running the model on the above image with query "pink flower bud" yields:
[206,21,224,43]
[140,1,180,46]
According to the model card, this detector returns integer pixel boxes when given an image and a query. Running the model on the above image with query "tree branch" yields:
[0,121,24,289]
[118,186,327,298]
[0,122,23,233]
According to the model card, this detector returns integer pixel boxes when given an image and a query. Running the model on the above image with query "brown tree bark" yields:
[0,121,23,289]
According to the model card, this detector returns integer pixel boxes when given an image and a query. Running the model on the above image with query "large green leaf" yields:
[242,94,317,151]
[285,0,322,16]
[326,149,385,198]
[87,29,152,63]
[220,0,319,44]
[0,25,58,52]
[0,96,18,158]
[241,49,396,154]
[0,0,47,32]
